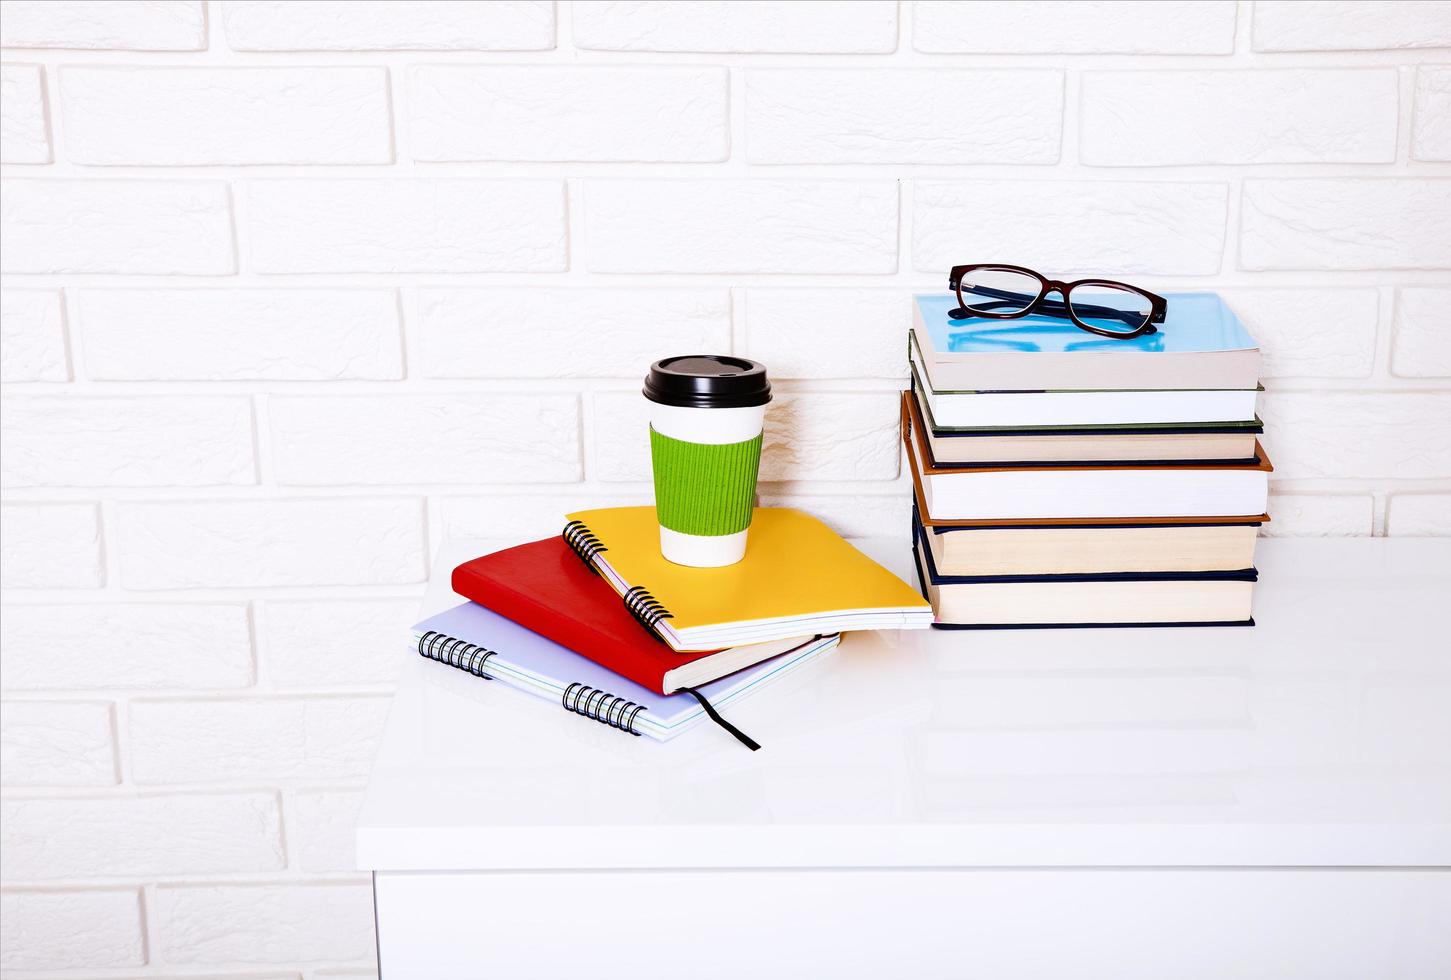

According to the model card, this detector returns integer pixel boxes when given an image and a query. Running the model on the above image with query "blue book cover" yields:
[911,291,1261,392]
[915,291,1257,356]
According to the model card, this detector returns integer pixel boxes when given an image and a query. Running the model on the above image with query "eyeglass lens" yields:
[1066,283,1154,335]
[957,267,1042,316]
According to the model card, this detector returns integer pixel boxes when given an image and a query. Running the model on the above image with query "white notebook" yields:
[414,601,839,745]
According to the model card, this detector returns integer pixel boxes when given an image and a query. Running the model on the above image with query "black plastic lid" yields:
[643,355,771,409]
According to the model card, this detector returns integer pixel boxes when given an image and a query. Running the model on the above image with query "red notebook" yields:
[452,536,813,695]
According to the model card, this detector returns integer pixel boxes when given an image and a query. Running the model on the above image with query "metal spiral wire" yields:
[417,630,496,679]
[561,682,646,736]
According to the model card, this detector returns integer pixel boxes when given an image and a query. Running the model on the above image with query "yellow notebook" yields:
[564,506,932,652]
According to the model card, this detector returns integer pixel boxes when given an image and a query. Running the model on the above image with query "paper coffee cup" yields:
[644,356,771,568]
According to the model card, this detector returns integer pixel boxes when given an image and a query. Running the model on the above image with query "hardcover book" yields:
[903,392,1272,522]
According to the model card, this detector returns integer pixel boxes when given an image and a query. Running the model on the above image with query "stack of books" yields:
[411,506,932,746]
[905,292,1271,629]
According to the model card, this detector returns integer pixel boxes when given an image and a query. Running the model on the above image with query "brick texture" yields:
[1388,495,1451,536]
[747,69,1062,165]
[129,696,391,783]
[0,603,254,690]
[586,179,899,274]
[0,701,116,786]
[222,1,554,51]
[0,889,145,970]
[269,394,580,485]
[1219,289,1379,379]
[261,598,418,687]
[0,1,205,50]
[1261,495,1374,537]
[410,66,728,162]
[1393,287,1451,378]
[1,502,103,589]
[1081,69,1398,166]
[290,788,367,872]
[0,290,68,382]
[1252,1,1451,51]
[1413,67,1451,162]
[1240,179,1451,271]
[77,288,403,381]
[157,882,376,964]
[246,179,566,273]
[0,396,255,488]
[914,180,1228,275]
[914,1,1237,54]
[0,179,234,274]
[1262,392,1451,480]
[438,491,652,541]
[0,64,50,163]
[420,287,731,378]
[60,67,392,166]
[0,792,284,879]
[117,498,426,589]
[3,3,1449,976]
[740,289,911,379]
[574,1,896,53]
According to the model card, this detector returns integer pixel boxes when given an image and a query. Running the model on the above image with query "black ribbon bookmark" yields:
[683,688,761,751]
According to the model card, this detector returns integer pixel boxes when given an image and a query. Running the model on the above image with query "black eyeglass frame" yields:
[947,263,1167,340]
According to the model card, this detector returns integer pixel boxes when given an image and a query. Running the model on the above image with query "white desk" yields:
[358,538,1451,979]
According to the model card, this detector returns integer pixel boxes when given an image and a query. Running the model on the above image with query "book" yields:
[903,392,1273,521]
[907,395,1271,530]
[452,536,817,695]
[563,506,933,652]
[912,290,1261,392]
[918,506,1260,577]
[909,384,1262,466]
[906,382,1263,468]
[913,520,1256,629]
[911,338,1260,428]
[413,600,840,744]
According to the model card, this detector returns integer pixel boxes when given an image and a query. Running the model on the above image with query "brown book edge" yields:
[901,391,1272,530]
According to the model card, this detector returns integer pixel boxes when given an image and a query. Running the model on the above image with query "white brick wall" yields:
[0,290,68,381]
[746,69,1063,164]
[60,66,394,166]
[222,1,556,52]
[913,1,1239,55]
[409,65,729,162]
[2,3,1448,976]
[0,64,50,163]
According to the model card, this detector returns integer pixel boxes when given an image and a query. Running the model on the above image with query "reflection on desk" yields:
[358,537,1451,872]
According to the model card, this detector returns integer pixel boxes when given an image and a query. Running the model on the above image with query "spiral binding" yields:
[562,520,607,574]
[417,630,497,680]
[621,585,673,637]
[562,682,647,736]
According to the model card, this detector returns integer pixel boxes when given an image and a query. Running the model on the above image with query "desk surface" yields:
[357,536,1451,871]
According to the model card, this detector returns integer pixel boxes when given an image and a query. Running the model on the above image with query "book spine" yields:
[562,521,676,643]
[561,683,646,736]
[418,630,498,679]
[621,585,673,638]
[417,630,649,738]
[562,519,607,572]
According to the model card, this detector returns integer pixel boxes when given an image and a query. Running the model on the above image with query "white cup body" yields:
[648,401,766,444]
[648,400,767,568]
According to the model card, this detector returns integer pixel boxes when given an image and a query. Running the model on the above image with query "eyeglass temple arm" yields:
[954,284,1156,328]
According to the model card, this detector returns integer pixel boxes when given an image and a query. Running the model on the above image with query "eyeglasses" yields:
[947,264,1166,340]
